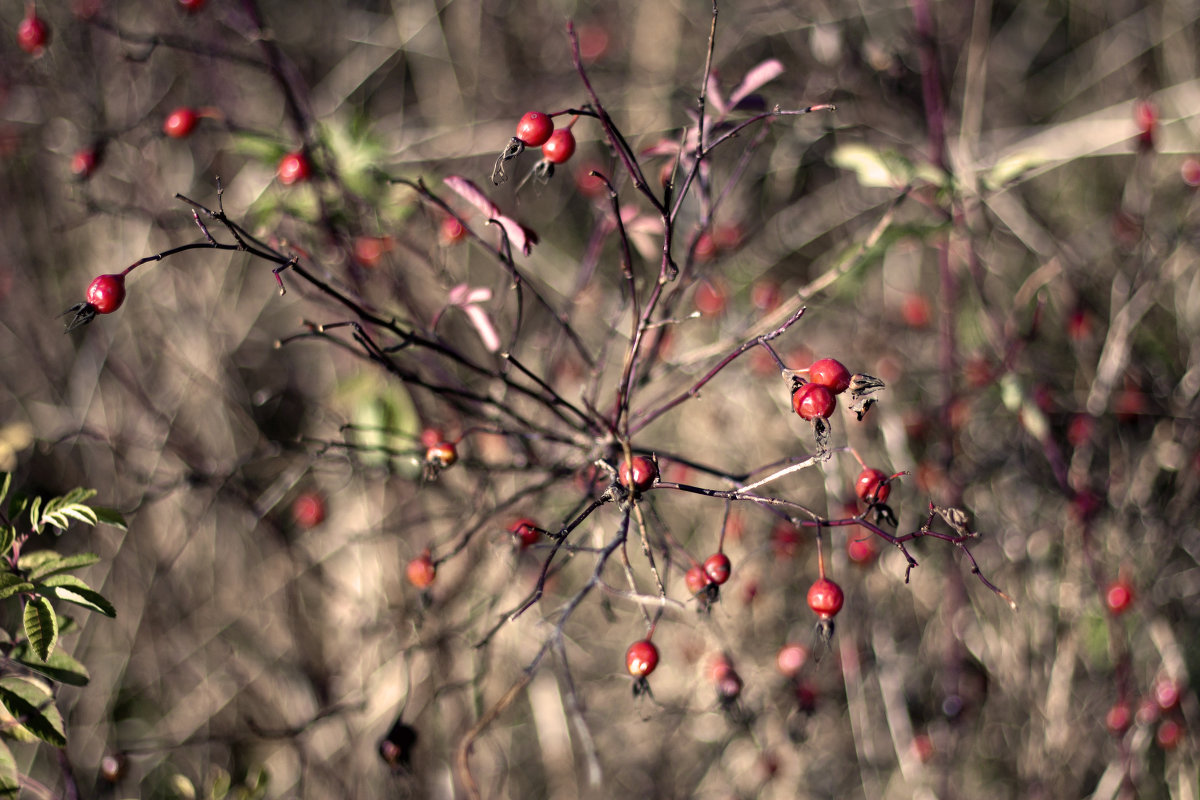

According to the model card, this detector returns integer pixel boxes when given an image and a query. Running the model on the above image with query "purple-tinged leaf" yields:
[444,175,500,219]
[729,59,785,109]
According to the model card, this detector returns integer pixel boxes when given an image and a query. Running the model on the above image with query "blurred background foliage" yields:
[1,0,1199,798]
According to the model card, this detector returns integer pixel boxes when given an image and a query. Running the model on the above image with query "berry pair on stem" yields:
[493,111,577,185]
[791,357,852,421]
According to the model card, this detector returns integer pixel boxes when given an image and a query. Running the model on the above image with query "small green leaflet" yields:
[23,596,57,661]
[0,677,67,747]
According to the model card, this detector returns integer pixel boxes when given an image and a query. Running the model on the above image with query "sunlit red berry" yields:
[291,492,326,529]
[425,441,458,469]
[807,577,844,619]
[1105,580,1134,616]
[162,107,199,139]
[792,382,836,421]
[542,128,576,164]
[86,273,126,314]
[70,147,100,180]
[685,565,710,595]
[277,151,312,185]
[1105,701,1132,736]
[855,468,891,504]
[776,643,808,678]
[406,551,436,588]
[703,553,732,585]
[508,518,539,549]
[17,9,49,56]
[619,455,657,493]
[625,639,658,677]
[808,358,852,394]
[439,215,466,245]
[515,111,553,147]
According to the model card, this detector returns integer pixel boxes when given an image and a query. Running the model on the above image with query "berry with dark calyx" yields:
[542,128,576,164]
[807,577,844,620]
[163,107,199,139]
[619,455,658,493]
[17,8,50,56]
[406,550,436,589]
[685,565,710,596]
[703,553,732,585]
[291,492,326,529]
[425,441,457,469]
[855,468,891,504]
[86,273,127,315]
[277,151,312,185]
[625,639,659,678]
[508,518,539,549]
[808,358,852,394]
[515,111,553,147]
[792,382,836,421]
[1105,579,1134,616]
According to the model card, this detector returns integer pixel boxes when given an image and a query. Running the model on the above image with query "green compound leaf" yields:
[12,643,90,687]
[0,573,34,601]
[26,553,101,582]
[23,596,58,661]
[38,575,115,618]
[16,550,61,571]
[0,676,66,747]
[0,740,17,797]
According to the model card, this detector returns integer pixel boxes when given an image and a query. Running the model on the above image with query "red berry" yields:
[776,643,808,678]
[425,441,458,468]
[163,107,199,139]
[619,455,657,493]
[406,551,436,588]
[1154,679,1182,711]
[846,534,878,565]
[901,294,932,328]
[439,215,466,245]
[291,492,326,529]
[277,151,312,185]
[808,358,852,394]
[177,0,205,11]
[792,382,836,421]
[1183,158,1200,188]
[693,279,728,316]
[86,273,126,315]
[855,468,891,504]
[1105,580,1134,616]
[684,565,710,595]
[750,279,782,311]
[508,518,539,549]
[71,147,100,179]
[703,553,732,585]
[17,10,49,55]
[420,427,445,448]
[515,111,553,147]
[353,235,394,268]
[807,577,844,619]
[1156,719,1183,750]
[541,128,576,165]
[625,639,659,678]
[1105,701,1132,736]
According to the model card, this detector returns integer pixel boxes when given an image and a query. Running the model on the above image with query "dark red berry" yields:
[425,441,458,469]
[807,577,844,619]
[177,0,205,11]
[515,111,553,147]
[808,358,852,394]
[792,382,836,421]
[685,565,710,595]
[406,551,436,588]
[163,107,199,139]
[703,553,732,585]
[86,273,126,315]
[291,492,326,529]
[17,10,49,55]
[625,639,659,677]
[1156,719,1183,750]
[619,455,657,493]
[855,468,891,504]
[508,518,539,549]
[1105,580,1134,616]
[542,128,576,165]
[277,151,312,185]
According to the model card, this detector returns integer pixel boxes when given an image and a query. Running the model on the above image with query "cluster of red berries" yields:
[493,111,578,184]
[1106,676,1189,751]
[791,357,852,421]
[161,105,312,185]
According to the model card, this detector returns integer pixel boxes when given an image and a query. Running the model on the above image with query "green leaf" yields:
[0,677,67,747]
[831,143,912,189]
[38,575,115,618]
[0,740,18,797]
[12,644,90,687]
[17,550,60,571]
[27,552,101,582]
[0,574,34,601]
[92,507,127,531]
[27,497,42,532]
[0,527,13,561]
[23,596,57,660]
[0,475,10,510]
